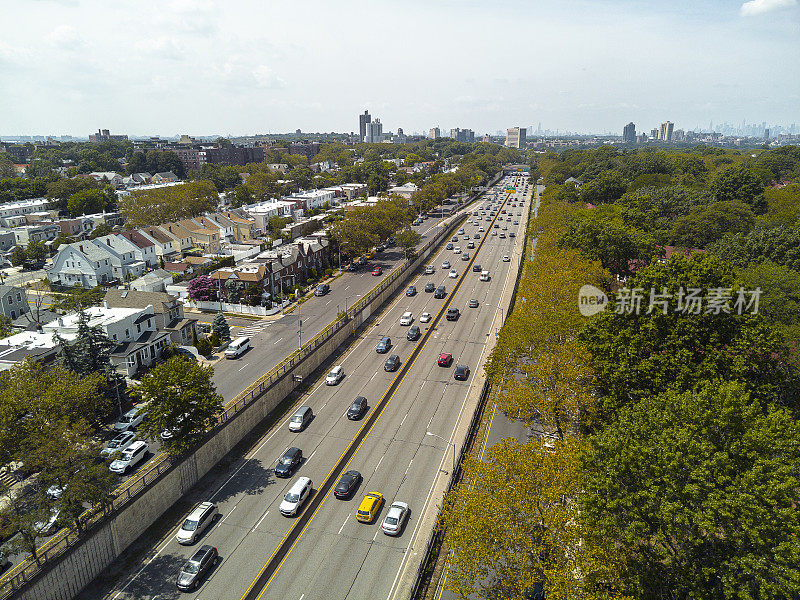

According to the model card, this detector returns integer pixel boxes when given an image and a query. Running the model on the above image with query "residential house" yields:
[163,261,193,276]
[122,172,152,187]
[209,264,269,304]
[46,235,151,288]
[221,210,258,240]
[157,223,194,253]
[87,172,125,189]
[103,289,197,347]
[0,229,16,252]
[0,285,30,320]
[92,234,155,278]
[137,225,183,259]
[85,211,125,229]
[0,198,54,224]
[243,200,294,231]
[129,268,174,293]
[175,219,220,253]
[57,217,93,239]
[0,331,64,371]
[387,182,418,199]
[151,171,179,184]
[13,223,60,246]
[43,305,170,377]
[115,230,159,267]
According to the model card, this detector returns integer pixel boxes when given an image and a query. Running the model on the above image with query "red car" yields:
[438,353,453,367]
[372,266,382,276]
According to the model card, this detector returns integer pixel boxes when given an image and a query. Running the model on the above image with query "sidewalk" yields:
[390,186,532,600]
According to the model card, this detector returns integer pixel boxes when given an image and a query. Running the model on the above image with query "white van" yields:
[225,336,251,359]
[280,477,313,516]
[480,271,490,281]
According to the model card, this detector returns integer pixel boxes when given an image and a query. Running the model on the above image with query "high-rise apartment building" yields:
[505,127,527,148]
[449,128,475,143]
[659,121,674,141]
[429,127,440,139]
[650,128,659,140]
[359,110,371,142]
[623,122,636,143]
[364,119,383,144]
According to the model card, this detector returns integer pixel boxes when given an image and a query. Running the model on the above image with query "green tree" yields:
[211,312,231,342]
[396,229,421,260]
[88,222,113,239]
[51,286,106,312]
[26,240,48,263]
[710,165,766,212]
[668,201,755,248]
[707,226,800,272]
[119,180,218,228]
[736,260,800,343]
[133,357,223,455]
[579,170,627,205]
[0,152,16,178]
[582,381,800,599]
[58,310,115,380]
[0,314,13,339]
[66,188,113,217]
[9,246,26,267]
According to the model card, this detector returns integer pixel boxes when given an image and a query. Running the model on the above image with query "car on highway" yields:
[420,312,432,323]
[314,283,330,296]
[407,325,420,341]
[472,264,482,273]
[494,223,499,228]
[467,241,475,249]
[356,492,384,523]
[446,243,453,250]
[461,252,470,261]
[384,354,401,372]
[502,225,508,230]
[434,286,446,299]
[513,220,519,225]
[458,228,465,235]
[109,440,148,474]
[499,232,506,238]
[274,447,303,478]
[113,407,146,432]
[503,255,511,262]
[101,431,137,456]
[376,336,392,353]
[406,285,416,297]
[451,236,458,242]
[176,501,219,545]
[347,262,359,272]
[441,260,450,269]
[425,264,435,274]
[289,406,313,432]
[454,365,470,381]
[280,477,313,517]
[448,269,458,278]
[468,298,479,308]
[325,365,345,385]
[424,282,435,293]
[478,227,484,232]
[509,231,516,237]
[176,544,218,591]
[438,352,453,367]
[334,470,362,499]
[474,233,480,239]
[446,308,460,321]
[347,396,368,420]
[491,230,497,236]
[453,246,461,254]
[400,312,414,325]
[372,266,382,276]
[381,501,410,536]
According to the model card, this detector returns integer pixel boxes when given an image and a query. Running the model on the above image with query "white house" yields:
[388,182,419,199]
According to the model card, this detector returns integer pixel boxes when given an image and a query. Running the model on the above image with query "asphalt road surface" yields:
[96,174,530,600]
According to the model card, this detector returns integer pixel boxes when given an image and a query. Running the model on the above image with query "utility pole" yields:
[297,298,302,349]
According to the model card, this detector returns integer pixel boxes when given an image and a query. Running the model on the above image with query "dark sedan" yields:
[407,325,420,341]
[334,470,363,499]
[376,336,391,353]
[176,545,217,591]
[454,365,470,381]
[274,447,303,478]
[424,282,435,293]
[406,285,417,296]
[384,354,401,372]
[347,396,368,420]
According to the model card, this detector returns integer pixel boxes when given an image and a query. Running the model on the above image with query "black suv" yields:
[434,286,446,299]
[275,447,303,478]
[424,282,435,293]
[177,545,218,591]
[384,354,401,372]
[472,264,482,272]
[347,396,368,420]
[446,308,460,321]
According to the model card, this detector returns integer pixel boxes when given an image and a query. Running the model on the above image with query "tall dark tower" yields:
[359,110,371,142]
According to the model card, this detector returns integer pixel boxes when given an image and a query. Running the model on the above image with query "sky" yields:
[0,0,798,137]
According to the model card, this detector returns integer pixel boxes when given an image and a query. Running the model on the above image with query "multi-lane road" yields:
[86,173,531,600]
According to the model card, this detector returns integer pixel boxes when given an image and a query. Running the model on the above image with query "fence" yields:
[0,208,472,600]
[184,300,272,316]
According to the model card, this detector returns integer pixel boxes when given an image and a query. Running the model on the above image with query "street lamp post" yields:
[426,431,455,475]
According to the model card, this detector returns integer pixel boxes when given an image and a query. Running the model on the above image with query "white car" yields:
[325,365,345,385]
[101,431,137,456]
[280,477,313,516]
[503,255,510,262]
[34,508,61,536]
[453,246,461,254]
[420,312,432,323]
[442,261,450,269]
[109,440,149,474]
[448,270,458,278]
[113,407,146,432]
[399,312,414,326]
[381,501,409,536]
[425,265,435,274]
[478,227,484,232]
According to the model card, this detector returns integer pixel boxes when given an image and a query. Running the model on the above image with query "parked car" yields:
[113,407,146,432]
[381,501,410,536]
[334,470,362,499]
[372,266,382,276]
[176,545,218,591]
[314,283,330,296]
[376,336,391,353]
[101,431,137,456]
[347,397,368,420]
[109,440,149,474]
[325,365,345,385]
[274,447,303,478]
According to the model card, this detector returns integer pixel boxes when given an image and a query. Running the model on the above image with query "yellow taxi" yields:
[356,491,384,523]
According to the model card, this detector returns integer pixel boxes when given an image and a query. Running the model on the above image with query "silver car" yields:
[381,501,409,535]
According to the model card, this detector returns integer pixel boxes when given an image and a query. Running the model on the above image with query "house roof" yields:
[119,230,155,248]
[183,256,211,265]
[164,262,189,272]
[104,289,177,311]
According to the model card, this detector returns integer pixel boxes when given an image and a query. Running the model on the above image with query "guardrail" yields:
[0,207,475,599]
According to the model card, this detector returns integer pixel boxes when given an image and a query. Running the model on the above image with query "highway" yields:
[88,173,531,600]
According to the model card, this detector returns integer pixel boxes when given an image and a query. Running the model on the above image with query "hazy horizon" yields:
[1,0,798,137]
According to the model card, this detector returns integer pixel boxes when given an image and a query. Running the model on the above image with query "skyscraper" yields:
[623,122,636,143]
[429,127,440,139]
[364,119,383,143]
[659,121,674,141]
[359,110,371,142]
[505,127,527,148]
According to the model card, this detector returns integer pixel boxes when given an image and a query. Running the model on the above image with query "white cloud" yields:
[252,65,285,89]
[45,25,84,49]
[740,0,797,16]
[134,37,184,60]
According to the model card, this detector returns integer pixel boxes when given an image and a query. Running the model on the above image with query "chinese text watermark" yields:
[579,285,761,316]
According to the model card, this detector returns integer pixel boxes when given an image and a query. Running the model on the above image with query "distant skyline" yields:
[1,0,798,137]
